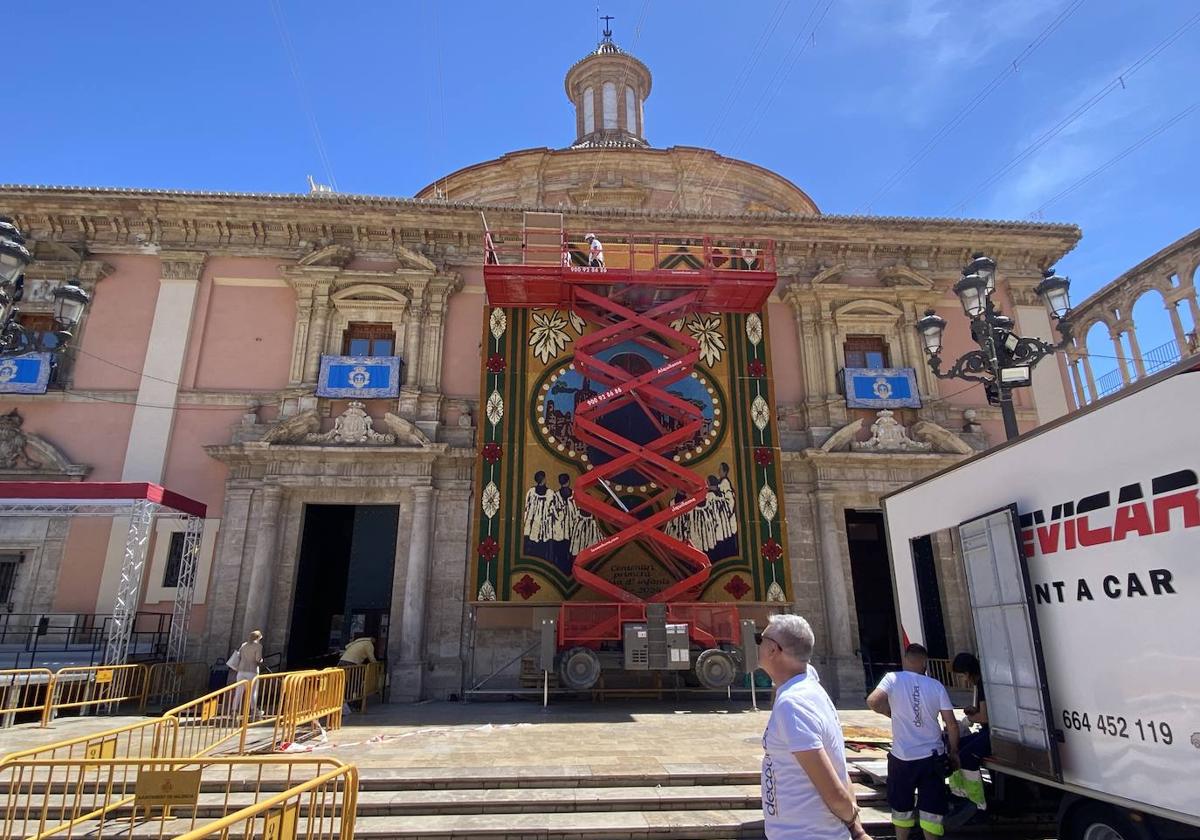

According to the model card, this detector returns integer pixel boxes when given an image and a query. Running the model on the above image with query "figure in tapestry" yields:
[523,470,604,575]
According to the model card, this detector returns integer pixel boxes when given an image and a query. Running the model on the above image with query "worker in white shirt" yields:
[584,233,604,268]
[867,644,960,840]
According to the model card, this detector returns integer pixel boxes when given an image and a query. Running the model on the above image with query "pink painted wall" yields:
[71,255,160,390]
[161,407,243,519]
[766,300,803,404]
[54,518,113,612]
[184,258,295,391]
[443,269,486,398]
[8,402,135,481]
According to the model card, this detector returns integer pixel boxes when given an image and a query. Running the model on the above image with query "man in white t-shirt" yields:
[584,233,604,268]
[758,614,869,840]
[867,644,960,839]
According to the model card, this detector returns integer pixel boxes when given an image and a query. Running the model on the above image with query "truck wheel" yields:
[695,649,738,689]
[557,646,601,691]
[1062,802,1153,840]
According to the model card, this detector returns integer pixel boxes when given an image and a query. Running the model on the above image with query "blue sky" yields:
[6,1,1198,362]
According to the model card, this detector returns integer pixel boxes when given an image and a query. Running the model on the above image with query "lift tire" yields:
[557,646,601,691]
[1061,801,1154,840]
[695,648,738,690]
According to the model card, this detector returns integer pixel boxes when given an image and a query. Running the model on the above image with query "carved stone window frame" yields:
[325,284,410,358]
[831,299,907,371]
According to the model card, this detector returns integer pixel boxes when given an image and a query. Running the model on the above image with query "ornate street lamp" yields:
[0,217,92,358]
[915,254,1073,441]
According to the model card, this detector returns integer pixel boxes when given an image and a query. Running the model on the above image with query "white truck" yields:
[882,360,1199,840]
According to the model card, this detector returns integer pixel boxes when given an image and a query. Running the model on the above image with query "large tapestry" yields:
[471,306,790,604]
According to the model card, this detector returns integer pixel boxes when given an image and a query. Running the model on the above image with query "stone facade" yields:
[0,36,1084,700]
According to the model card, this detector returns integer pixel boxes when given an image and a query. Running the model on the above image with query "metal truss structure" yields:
[484,217,776,646]
[0,482,207,670]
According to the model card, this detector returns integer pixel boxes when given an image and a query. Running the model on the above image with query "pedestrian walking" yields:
[227,629,263,716]
[758,614,870,839]
[867,644,960,839]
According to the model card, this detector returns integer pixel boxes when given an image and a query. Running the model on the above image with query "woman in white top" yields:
[229,629,263,715]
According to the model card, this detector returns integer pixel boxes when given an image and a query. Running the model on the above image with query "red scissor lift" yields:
[484,214,776,690]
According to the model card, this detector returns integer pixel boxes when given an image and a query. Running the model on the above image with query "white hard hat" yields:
[584,232,596,240]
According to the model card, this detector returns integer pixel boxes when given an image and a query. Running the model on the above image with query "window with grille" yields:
[0,554,21,605]
[342,322,396,357]
[162,533,186,588]
[844,335,890,369]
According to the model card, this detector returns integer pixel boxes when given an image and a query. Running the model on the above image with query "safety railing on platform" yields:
[163,681,250,758]
[273,670,343,750]
[0,611,171,670]
[0,756,357,840]
[485,229,776,274]
[144,661,209,711]
[45,664,149,724]
[247,671,290,730]
[0,668,54,725]
[341,661,386,713]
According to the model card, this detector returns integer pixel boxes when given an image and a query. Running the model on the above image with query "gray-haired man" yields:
[758,614,869,839]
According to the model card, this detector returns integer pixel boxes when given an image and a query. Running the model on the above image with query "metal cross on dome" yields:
[601,14,614,37]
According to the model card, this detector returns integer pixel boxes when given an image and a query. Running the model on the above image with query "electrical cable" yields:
[1028,101,1199,217]
[855,0,1086,214]
[949,10,1200,214]
[268,0,339,191]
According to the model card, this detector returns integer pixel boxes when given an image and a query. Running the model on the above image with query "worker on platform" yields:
[584,233,604,269]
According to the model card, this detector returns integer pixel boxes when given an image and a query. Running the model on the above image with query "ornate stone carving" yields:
[910,420,975,455]
[261,410,320,444]
[381,413,433,447]
[0,409,88,477]
[305,402,395,445]
[159,251,207,282]
[298,244,354,268]
[852,410,932,452]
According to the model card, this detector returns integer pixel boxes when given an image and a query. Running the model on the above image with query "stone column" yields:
[289,289,314,385]
[393,486,435,701]
[1166,303,1189,354]
[1110,330,1131,385]
[1124,324,1146,377]
[1068,356,1086,409]
[302,284,332,383]
[203,487,255,660]
[1186,289,1200,334]
[241,486,284,640]
[814,491,862,699]
[1081,352,1098,401]
[819,313,839,396]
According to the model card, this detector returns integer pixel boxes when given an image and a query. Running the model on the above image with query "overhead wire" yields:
[268,0,339,191]
[1027,100,1199,217]
[667,0,794,212]
[855,0,1086,215]
[693,0,836,208]
[948,10,1200,214]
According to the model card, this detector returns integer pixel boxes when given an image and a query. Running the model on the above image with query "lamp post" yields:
[915,253,1073,441]
[0,217,92,359]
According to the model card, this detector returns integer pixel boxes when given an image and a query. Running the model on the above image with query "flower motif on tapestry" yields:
[745,313,763,346]
[758,484,778,521]
[513,574,541,600]
[482,442,503,463]
[750,396,771,431]
[477,580,497,601]
[761,538,783,562]
[481,482,501,519]
[747,358,766,378]
[753,447,773,467]
[529,311,572,364]
[687,315,726,367]
[723,575,751,600]
[486,353,506,373]
[766,581,786,603]
[478,536,499,561]
[486,390,504,426]
[489,308,507,341]
[568,310,587,335]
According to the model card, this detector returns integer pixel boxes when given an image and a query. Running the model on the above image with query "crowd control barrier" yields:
[0,756,357,840]
[0,668,54,725]
[340,660,385,712]
[273,670,344,749]
[44,664,149,724]
[162,682,251,758]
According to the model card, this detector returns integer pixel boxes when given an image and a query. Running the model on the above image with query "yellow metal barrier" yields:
[45,664,149,725]
[1,716,175,765]
[144,661,209,710]
[163,681,250,758]
[340,660,385,713]
[0,668,54,727]
[0,756,357,840]
[272,670,343,749]
[247,672,290,729]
